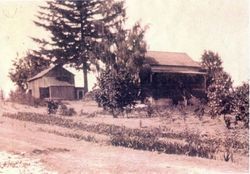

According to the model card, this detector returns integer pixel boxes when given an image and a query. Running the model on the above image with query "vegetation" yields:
[201,50,234,116]
[232,82,249,128]
[3,111,248,160]
[201,50,223,89]
[95,66,139,117]
[33,0,126,92]
[94,20,147,117]
[57,103,76,116]
[8,88,46,107]
[9,52,49,91]
[207,71,234,116]
[201,50,249,128]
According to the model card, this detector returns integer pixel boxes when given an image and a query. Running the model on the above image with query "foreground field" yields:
[0,100,248,173]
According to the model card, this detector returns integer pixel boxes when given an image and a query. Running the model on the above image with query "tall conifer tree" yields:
[33,0,126,92]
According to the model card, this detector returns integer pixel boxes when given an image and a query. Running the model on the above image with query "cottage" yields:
[140,51,206,101]
[27,65,84,100]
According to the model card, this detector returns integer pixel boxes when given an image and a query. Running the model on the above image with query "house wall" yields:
[140,71,206,100]
[50,86,75,100]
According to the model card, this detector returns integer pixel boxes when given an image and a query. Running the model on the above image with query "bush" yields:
[95,67,139,117]
[84,90,96,101]
[207,71,233,116]
[233,82,249,128]
[57,103,76,116]
[8,89,45,107]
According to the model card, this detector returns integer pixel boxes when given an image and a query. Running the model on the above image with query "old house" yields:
[140,51,206,101]
[27,65,84,100]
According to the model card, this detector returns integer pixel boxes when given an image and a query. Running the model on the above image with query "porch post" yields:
[203,75,207,91]
[150,72,154,83]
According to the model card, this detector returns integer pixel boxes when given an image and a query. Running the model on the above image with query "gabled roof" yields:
[27,65,74,82]
[145,51,200,67]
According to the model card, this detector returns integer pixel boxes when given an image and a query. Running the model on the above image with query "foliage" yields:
[232,82,249,128]
[95,66,139,117]
[94,19,147,117]
[33,0,126,92]
[97,20,147,74]
[201,50,223,88]
[201,50,234,117]
[207,71,233,116]
[0,89,4,100]
[113,23,147,75]
[8,88,46,107]
[57,103,76,116]
[111,134,216,159]
[9,52,50,91]
[4,111,248,159]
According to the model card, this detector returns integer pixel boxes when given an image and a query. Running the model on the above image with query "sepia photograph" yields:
[0,0,249,173]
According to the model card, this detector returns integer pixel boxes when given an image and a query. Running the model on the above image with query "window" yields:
[39,87,50,99]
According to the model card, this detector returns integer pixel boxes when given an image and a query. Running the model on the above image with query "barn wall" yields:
[47,66,75,85]
[28,78,46,98]
[50,86,75,100]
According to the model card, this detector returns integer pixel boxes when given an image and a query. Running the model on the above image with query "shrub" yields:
[207,71,233,117]
[57,103,76,116]
[84,90,96,101]
[233,82,249,128]
[95,67,139,117]
[8,89,45,107]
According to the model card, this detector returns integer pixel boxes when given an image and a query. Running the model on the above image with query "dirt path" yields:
[0,116,248,174]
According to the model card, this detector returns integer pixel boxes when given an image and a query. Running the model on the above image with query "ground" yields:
[0,100,248,174]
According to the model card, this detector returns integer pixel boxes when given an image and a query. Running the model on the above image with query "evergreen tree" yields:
[33,0,125,92]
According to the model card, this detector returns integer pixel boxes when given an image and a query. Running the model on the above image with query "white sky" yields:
[0,0,249,97]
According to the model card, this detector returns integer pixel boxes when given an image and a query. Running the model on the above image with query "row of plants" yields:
[111,134,216,159]
[3,112,248,160]
[2,112,186,140]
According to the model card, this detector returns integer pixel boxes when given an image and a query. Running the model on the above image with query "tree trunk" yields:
[80,6,88,93]
[83,60,88,93]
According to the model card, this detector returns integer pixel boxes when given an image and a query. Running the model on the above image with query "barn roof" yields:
[27,65,74,82]
[145,51,200,67]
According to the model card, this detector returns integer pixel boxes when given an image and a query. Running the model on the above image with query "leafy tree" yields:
[201,50,223,88]
[94,21,147,117]
[233,82,249,128]
[9,52,50,91]
[201,50,234,116]
[95,66,139,117]
[207,71,233,116]
[33,0,125,92]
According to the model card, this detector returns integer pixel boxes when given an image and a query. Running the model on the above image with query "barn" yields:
[140,51,206,101]
[27,65,84,100]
